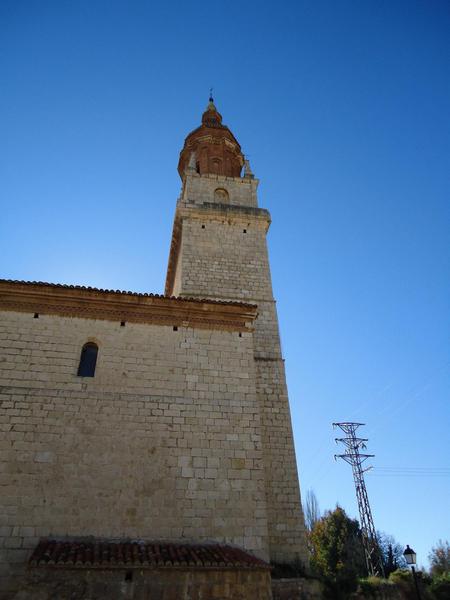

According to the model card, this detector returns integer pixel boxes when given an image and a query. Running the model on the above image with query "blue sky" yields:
[1,0,449,569]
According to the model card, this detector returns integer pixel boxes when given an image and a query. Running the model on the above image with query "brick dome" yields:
[178,98,244,179]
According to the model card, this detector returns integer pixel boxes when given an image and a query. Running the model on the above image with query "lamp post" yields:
[403,545,422,600]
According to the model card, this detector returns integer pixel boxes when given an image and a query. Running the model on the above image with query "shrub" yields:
[358,576,390,597]
[388,569,414,594]
[430,572,450,600]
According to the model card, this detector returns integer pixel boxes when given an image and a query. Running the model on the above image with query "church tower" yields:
[166,97,308,566]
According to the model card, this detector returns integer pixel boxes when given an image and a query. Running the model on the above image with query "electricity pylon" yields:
[333,422,385,577]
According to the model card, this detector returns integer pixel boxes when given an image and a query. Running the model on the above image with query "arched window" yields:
[211,158,222,174]
[214,188,229,203]
[77,342,98,377]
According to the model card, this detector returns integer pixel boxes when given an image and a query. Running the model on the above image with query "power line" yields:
[368,473,449,477]
[333,422,385,578]
[368,466,450,477]
[349,362,449,439]
[375,466,450,470]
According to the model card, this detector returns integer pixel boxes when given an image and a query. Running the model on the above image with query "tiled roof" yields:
[0,279,255,309]
[29,540,270,570]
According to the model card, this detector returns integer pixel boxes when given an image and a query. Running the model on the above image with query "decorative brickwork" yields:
[178,99,244,178]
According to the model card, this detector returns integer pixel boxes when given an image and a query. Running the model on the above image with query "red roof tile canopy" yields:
[29,540,270,570]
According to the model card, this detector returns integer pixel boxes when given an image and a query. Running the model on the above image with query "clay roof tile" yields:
[29,539,270,570]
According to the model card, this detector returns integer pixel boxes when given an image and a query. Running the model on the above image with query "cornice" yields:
[0,280,257,332]
[190,203,271,224]
[184,172,258,185]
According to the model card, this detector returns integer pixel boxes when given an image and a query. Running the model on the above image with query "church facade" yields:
[0,99,308,597]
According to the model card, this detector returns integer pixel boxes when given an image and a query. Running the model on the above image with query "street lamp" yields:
[403,545,422,600]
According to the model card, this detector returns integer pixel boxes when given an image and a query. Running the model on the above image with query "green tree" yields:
[303,488,321,532]
[310,506,366,597]
[376,531,406,576]
[429,540,450,577]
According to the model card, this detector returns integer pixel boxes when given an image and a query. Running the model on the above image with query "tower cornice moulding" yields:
[177,204,271,227]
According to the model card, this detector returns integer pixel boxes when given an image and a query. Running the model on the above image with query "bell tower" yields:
[166,98,308,567]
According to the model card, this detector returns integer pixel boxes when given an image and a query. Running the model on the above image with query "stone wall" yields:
[272,578,324,600]
[168,171,309,566]
[13,567,272,600]
[0,311,270,594]
[181,172,259,209]
[172,209,272,302]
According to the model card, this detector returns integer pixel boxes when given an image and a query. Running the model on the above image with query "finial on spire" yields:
[207,87,217,112]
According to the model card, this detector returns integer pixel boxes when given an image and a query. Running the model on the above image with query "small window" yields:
[214,188,229,203]
[77,342,98,377]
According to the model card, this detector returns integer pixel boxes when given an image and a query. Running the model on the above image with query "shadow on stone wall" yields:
[11,568,272,600]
